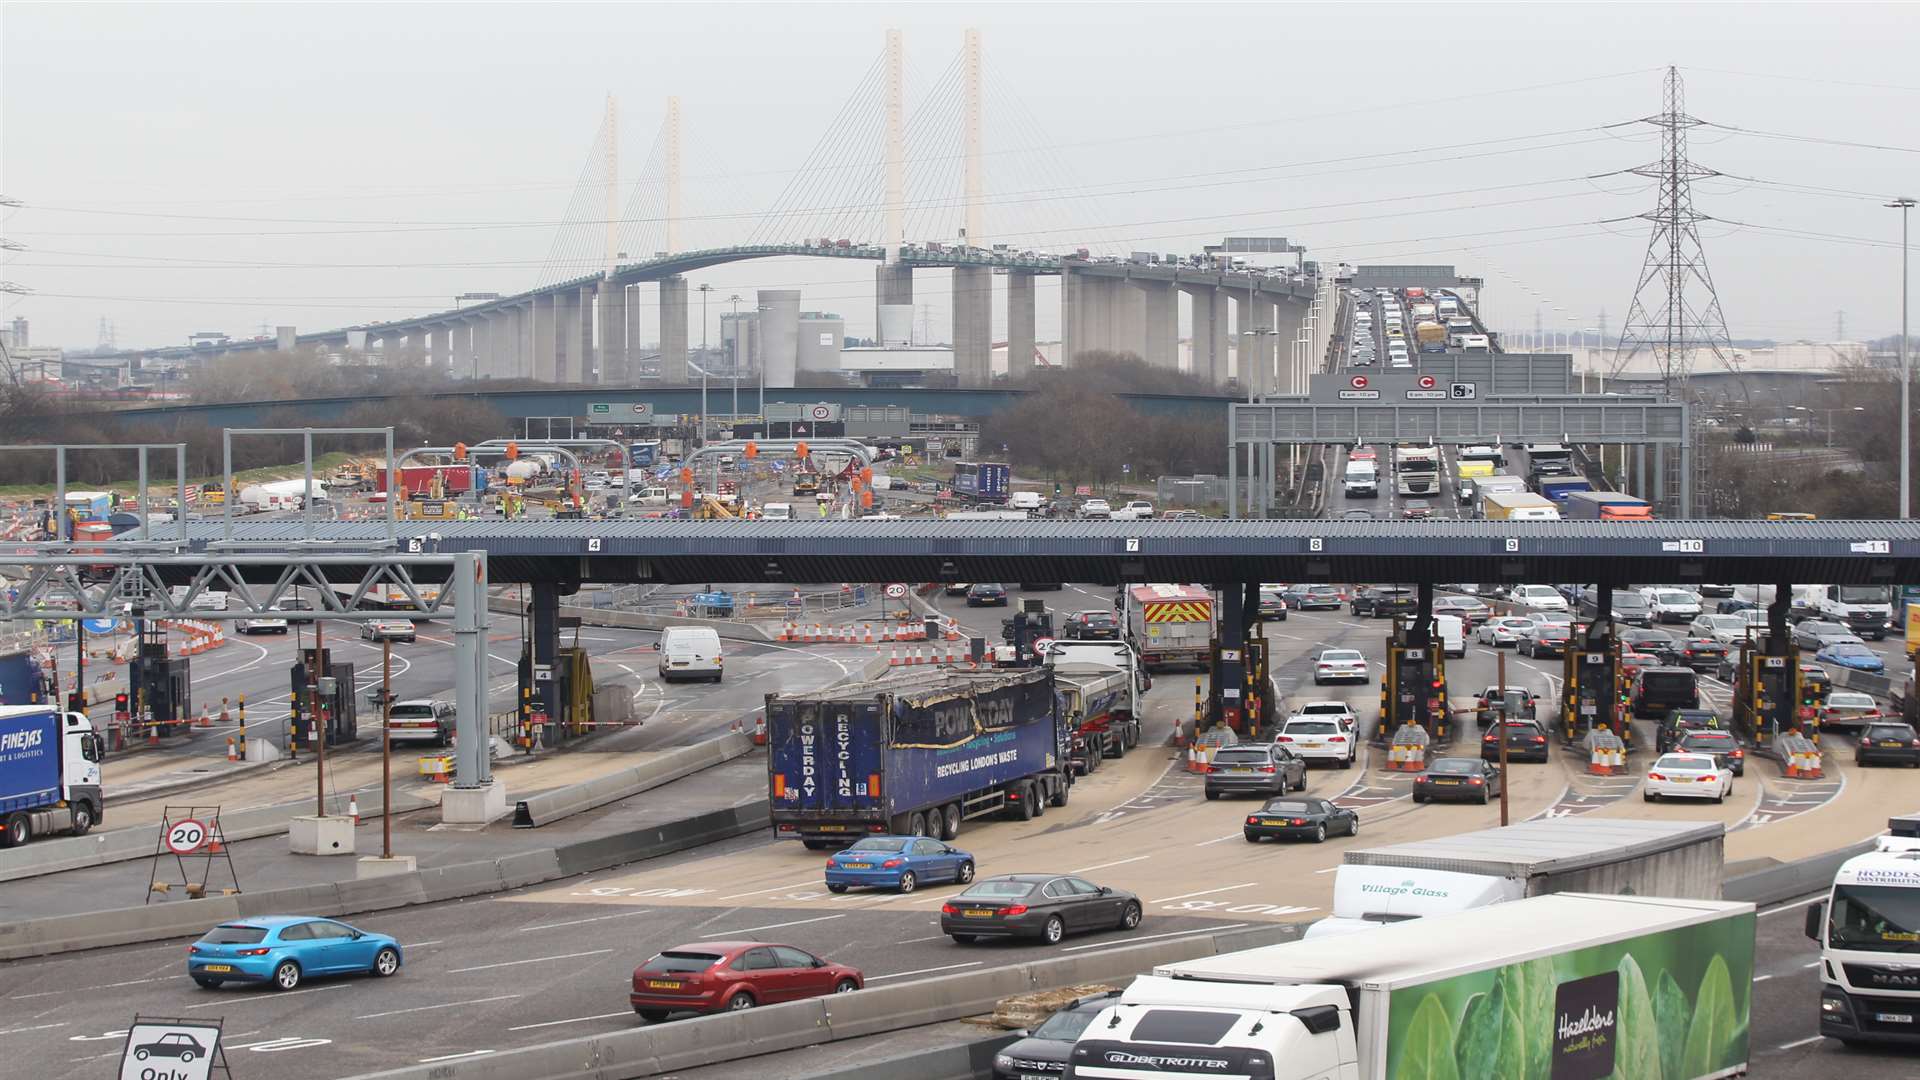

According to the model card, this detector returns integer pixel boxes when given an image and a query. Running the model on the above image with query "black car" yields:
[1063,610,1120,640]
[966,583,1010,607]
[1697,584,1735,598]
[941,874,1143,945]
[1855,722,1920,767]
[1205,743,1307,799]
[1242,796,1358,844]
[1675,729,1746,776]
[1632,666,1701,718]
[1480,720,1550,763]
[1257,589,1289,621]
[1352,587,1417,619]
[1619,627,1677,657]
[1413,757,1504,804]
[991,991,1123,1080]
[1283,585,1344,611]
[943,582,973,597]
[1576,589,1654,628]
[1801,664,1833,703]
[1658,637,1729,673]
[1656,708,1724,754]
[1518,622,1571,659]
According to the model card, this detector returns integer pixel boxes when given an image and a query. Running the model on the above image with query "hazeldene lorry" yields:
[1067,893,1756,1080]
[1805,814,1920,1047]
[1305,818,1725,939]
[765,667,1071,848]
[0,705,106,846]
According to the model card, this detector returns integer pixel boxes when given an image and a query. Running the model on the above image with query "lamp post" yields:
[1890,197,1914,518]
[727,294,742,420]
[1241,325,1279,517]
[696,284,713,448]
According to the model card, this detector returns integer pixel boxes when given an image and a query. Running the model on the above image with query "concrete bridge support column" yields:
[597,282,626,384]
[660,275,689,384]
[1060,267,1083,365]
[1007,271,1036,373]
[1270,299,1311,396]
[1082,277,1113,355]
[431,326,452,371]
[576,285,597,381]
[1121,281,1147,361]
[516,302,535,379]
[470,317,493,380]
[555,289,580,382]
[1133,279,1178,370]
[532,294,558,382]
[454,322,476,380]
[625,285,642,377]
[1233,289,1272,397]
[1183,286,1229,387]
[876,264,913,333]
[952,266,992,388]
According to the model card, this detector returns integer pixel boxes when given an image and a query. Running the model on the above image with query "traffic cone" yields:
[226,736,237,762]
[147,722,160,747]
[348,795,360,824]
[218,698,231,725]
[197,705,212,728]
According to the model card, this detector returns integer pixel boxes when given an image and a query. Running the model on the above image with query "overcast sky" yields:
[4,2,1918,351]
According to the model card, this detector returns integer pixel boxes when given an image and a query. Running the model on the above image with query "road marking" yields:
[409,940,444,948]
[1802,960,1821,969]
[186,984,347,1008]
[1314,866,1341,874]
[1152,882,1257,904]
[1195,833,1241,847]
[448,949,613,973]
[357,995,521,1020]
[508,1011,632,1032]
[0,1022,69,1036]
[1062,925,1250,952]
[1752,975,1773,983]
[895,935,949,944]
[718,880,823,901]
[1071,855,1152,873]
[10,975,185,1000]
[1775,1035,1824,1051]
[420,1050,497,1063]
[519,910,653,932]
[699,914,846,937]
[867,961,985,982]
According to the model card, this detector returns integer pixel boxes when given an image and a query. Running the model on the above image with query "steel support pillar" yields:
[952,266,992,388]
[598,281,626,383]
[532,294,558,382]
[450,552,492,786]
[1007,271,1036,374]
[1133,279,1177,369]
[660,275,689,384]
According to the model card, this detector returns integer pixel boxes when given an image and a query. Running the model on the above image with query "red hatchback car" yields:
[629,941,863,1021]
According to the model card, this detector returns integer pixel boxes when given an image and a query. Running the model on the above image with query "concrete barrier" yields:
[796,1036,1019,1080]
[550,800,769,878]
[513,732,755,827]
[824,963,1034,1040]
[1724,840,1876,907]
[0,894,243,959]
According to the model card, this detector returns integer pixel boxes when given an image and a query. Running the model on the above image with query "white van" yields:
[658,626,723,683]
[760,502,793,521]
[1434,614,1465,658]
[1008,490,1044,511]
[1342,461,1378,498]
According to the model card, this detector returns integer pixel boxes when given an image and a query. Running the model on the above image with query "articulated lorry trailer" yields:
[765,667,1071,848]
[1044,640,1146,775]
[0,705,105,846]
[1069,893,1755,1080]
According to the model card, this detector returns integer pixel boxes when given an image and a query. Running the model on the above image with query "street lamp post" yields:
[1890,197,1915,518]
[728,294,742,421]
[697,284,713,448]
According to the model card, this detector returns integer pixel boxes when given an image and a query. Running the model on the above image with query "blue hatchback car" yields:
[188,916,403,991]
[1817,642,1886,674]
[824,835,975,894]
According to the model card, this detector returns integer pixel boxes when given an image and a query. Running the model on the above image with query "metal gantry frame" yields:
[0,551,493,788]
[0,443,189,542]
[220,427,397,544]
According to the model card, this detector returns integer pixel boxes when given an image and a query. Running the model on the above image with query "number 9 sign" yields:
[165,818,208,855]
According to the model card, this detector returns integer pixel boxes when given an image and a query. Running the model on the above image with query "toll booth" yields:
[1733,644,1805,749]
[1207,634,1274,736]
[1559,632,1627,745]
[128,635,191,738]
[517,642,596,743]
[289,648,359,749]
[1380,620,1451,744]
[998,599,1055,668]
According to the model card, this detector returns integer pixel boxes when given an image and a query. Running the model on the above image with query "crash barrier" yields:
[1724,839,1877,907]
[795,1036,1021,1080]
[1587,730,1628,775]
[0,786,430,886]
[1385,724,1431,772]
[512,731,755,828]
[1827,666,1895,700]
[0,797,773,962]
[332,924,1299,1080]
[1778,734,1824,779]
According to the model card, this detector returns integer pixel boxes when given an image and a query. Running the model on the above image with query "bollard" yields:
[237,694,246,756]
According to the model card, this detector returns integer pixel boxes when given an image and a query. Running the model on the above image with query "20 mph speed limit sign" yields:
[165,819,208,855]
[885,583,907,599]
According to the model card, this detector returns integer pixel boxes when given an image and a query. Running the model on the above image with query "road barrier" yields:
[1586,730,1627,775]
[1385,725,1430,772]
[511,732,755,828]
[333,924,1299,1080]
[1779,734,1824,779]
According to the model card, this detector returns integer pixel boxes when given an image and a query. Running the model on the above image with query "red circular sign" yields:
[1418,375,1437,389]
[1032,637,1057,656]
[1349,375,1369,389]
[165,818,208,855]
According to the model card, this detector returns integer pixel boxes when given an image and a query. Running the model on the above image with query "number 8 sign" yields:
[166,819,208,855]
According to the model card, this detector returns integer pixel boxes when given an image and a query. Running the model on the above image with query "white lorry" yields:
[1305,817,1725,940]
[1044,640,1147,774]
[1806,813,1920,1047]
[1069,893,1756,1080]
[1813,584,1896,641]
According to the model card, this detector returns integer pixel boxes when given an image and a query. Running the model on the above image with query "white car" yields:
[629,486,672,506]
[1313,649,1370,685]
[1643,753,1734,802]
[1642,588,1702,624]
[1109,500,1156,520]
[360,619,417,643]
[235,612,289,634]
[1508,585,1569,612]
[384,699,455,746]
[1276,717,1357,768]
[1290,700,1358,732]
[1476,616,1535,647]
[1078,498,1112,519]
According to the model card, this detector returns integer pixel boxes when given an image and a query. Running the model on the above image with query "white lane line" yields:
[1062,925,1250,952]
[11,975,185,1000]
[1314,866,1342,874]
[420,1050,497,1063]
[186,984,346,1008]
[1195,834,1241,847]
[357,994,521,1020]
[699,914,845,937]
[1775,1035,1824,1051]
[1071,855,1152,873]
[508,1011,632,1032]
[894,935,949,945]
[518,910,653,932]
[409,940,444,948]
[1151,883,1256,904]
[448,949,613,973]
[1752,974,1773,983]
[867,961,984,982]
[0,1022,69,1036]
[1802,960,1821,969]
[718,880,822,901]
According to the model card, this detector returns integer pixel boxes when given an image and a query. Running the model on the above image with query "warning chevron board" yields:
[1142,600,1213,623]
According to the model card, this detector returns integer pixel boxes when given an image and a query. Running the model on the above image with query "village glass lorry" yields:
[1066,893,1755,1080]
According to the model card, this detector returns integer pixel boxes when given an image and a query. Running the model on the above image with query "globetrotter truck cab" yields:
[1807,814,1920,1046]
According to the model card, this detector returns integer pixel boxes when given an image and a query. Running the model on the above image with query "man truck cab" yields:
[1807,814,1920,1047]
